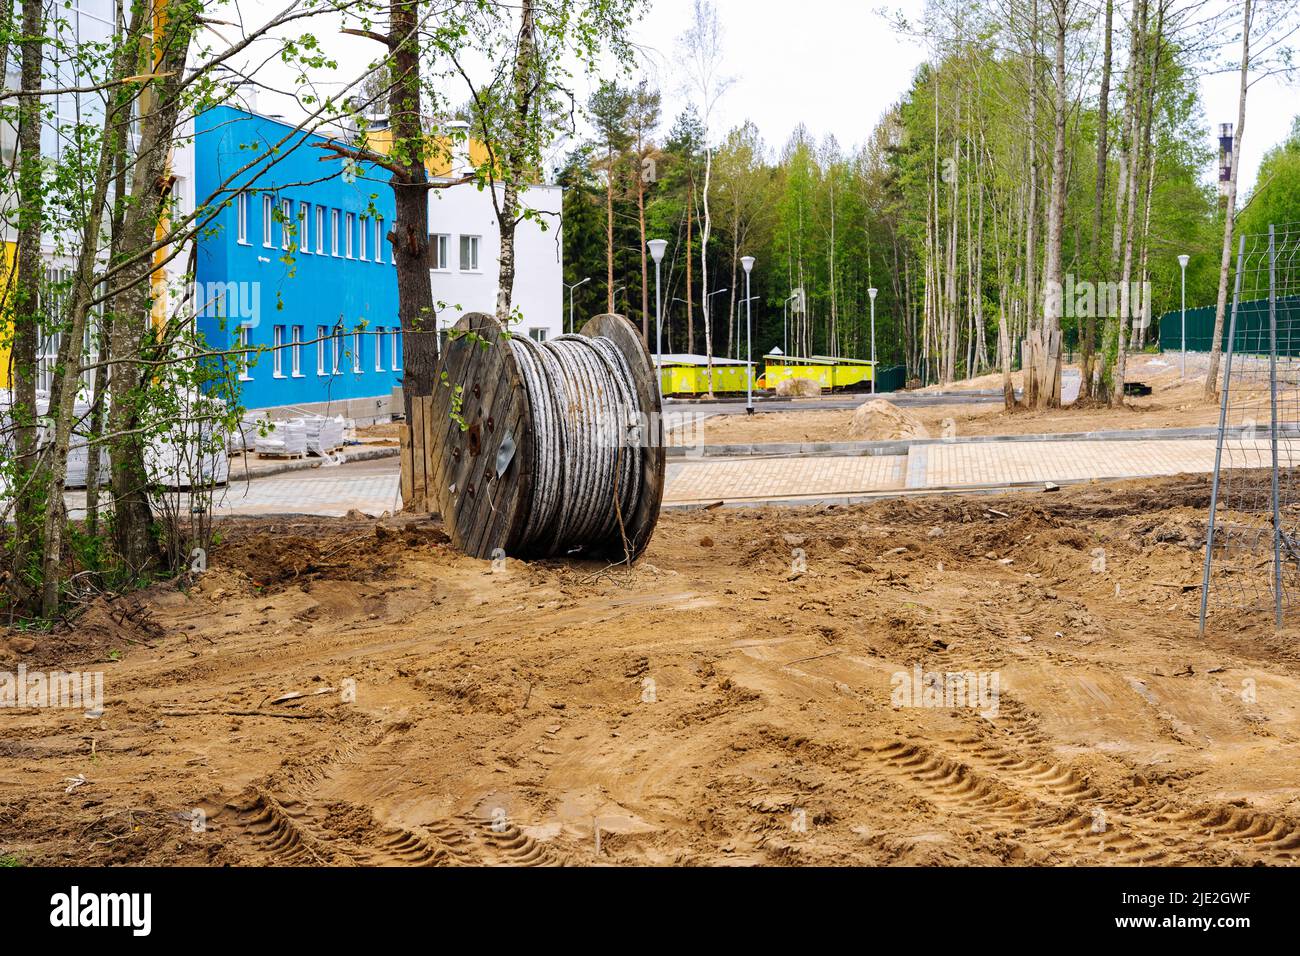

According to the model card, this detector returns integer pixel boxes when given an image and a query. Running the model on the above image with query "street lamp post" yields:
[648,240,667,395]
[741,257,755,414]
[1177,254,1190,378]
[564,276,590,334]
[868,287,878,396]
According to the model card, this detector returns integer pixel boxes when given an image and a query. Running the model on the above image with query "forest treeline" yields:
[562,0,1300,404]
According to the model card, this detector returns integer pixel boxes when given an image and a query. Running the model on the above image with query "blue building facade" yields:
[194,105,402,412]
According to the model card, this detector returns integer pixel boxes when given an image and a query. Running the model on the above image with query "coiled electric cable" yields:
[507,332,645,556]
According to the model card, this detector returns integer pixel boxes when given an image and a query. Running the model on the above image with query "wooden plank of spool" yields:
[428,312,532,559]
[579,313,665,560]
[399,427,413,505]
[467,349,535,558]
[449,326,512,552]
[425,313,484,517]
[425,322,478,520]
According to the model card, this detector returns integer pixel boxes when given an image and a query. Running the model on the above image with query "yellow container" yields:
[659,362,755,395]
[763,358,873,391]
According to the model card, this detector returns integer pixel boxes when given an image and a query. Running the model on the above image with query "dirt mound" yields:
[775,377,821,398]
[848,399,931,440]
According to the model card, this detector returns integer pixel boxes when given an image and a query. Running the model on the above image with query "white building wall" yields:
[427,180,564,342]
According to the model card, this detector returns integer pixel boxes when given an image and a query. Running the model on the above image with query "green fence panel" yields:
[875,364,907,393]
[1157,296,1300,356]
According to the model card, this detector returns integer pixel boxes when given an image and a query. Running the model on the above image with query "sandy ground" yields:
[707,356,1233,444]
[4,474,1300,866]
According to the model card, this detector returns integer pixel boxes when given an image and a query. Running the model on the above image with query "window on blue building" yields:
[281,199,292,250]
[273,326,285,377]
[352,331,362,373]
[238,325,253,381]
[237,193,249,244]
[375,217,384,263]
[359,216,368,261]
[392,330,402,370]
[316,325,327,375]
[331,210,340,256]
[292,326,303,377]
[299,203,310,254]
[375,328,385,371]
[332,328,342,374]
[262,195,273,247]
[315,206,325,254]
[345,213,355,258]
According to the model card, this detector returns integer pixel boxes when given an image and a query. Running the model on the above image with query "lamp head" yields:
[741,255,755,274]
[1177,254,1190,268]
[868,287,878,301]
[648,239,667,264]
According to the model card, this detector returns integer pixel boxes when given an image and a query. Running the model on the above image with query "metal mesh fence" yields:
[1201,222,1300,631]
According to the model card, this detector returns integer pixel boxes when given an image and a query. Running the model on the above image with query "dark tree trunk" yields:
[8,0,45,610]
[108,0,195,573]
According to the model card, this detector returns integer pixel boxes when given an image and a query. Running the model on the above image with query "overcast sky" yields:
[244,0,1296,194]
[619,0,1294,194]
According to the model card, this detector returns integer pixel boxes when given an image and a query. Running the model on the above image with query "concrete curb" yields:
[230,444,400,482]
[665,425,1223,460]
[660,470,1201,511]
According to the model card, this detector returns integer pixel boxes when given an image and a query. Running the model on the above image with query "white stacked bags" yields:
[304,415,345,457]
[255,418,307,457]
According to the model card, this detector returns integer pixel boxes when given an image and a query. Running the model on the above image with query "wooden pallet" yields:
[256,451,307,460]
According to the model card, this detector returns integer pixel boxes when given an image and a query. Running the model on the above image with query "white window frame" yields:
[332,329,342,374]
[299,203,310,254]
[345,213,355,258]
[431,234,449,271]
[262,195,273,246]
[353,330,363,372]
[392,329,402,370]
[315,206,325,254]
[237,192,249,244]
[238,325,253,381]
[291,325,303,377]
[281,198,292,250]
[359,215,369,261]
[273,325,285,377]
[529,328,547,342]
[459,234,480,272]
[331,210,340,256]
[316,325,327,375]
[375,328,385,371]
[374,217,384,263]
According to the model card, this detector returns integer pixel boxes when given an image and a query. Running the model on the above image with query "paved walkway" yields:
[663,437,1298,505]
[59,435,1293,517]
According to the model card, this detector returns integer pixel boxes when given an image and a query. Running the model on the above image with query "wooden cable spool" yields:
[427,311,664,560]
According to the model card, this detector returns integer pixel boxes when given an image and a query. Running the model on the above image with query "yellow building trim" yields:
[363,127,495,178]
[0,241,17,389]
